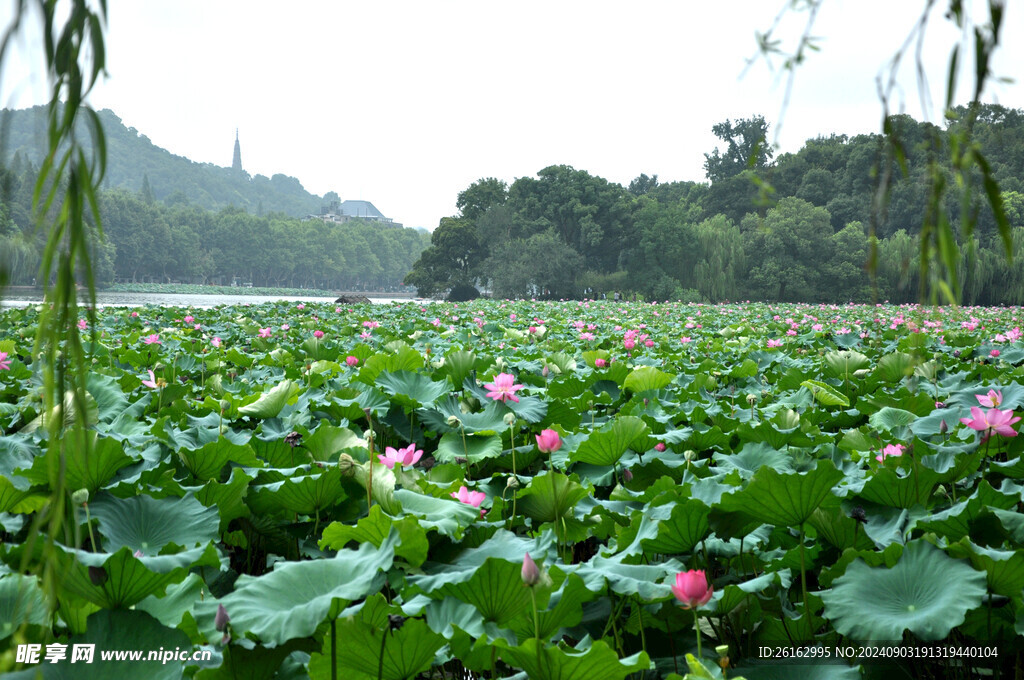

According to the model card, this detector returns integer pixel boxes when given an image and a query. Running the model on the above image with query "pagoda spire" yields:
[232,128,243,172]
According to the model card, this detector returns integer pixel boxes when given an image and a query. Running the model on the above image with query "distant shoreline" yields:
[2,283,416,299]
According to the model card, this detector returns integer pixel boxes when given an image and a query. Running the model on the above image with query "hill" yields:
[0,106,326,217]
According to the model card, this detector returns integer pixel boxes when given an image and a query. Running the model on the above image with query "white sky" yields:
[2,1,1022,229]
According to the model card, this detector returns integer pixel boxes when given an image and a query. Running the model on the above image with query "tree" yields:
[742,197,833,301]
[484,229,583,299]
[628,173,659,196]
[457,177,508,221]
[703,116,773,182]
[403,217,485,296]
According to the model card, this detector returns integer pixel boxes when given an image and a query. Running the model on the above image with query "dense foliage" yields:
[0,170,430,290]
[406,106,1024,305]
[1,298,1023,678]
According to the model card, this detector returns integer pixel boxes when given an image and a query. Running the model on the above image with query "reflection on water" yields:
[0,291,416,309]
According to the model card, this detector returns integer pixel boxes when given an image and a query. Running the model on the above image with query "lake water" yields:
[0,290,418,309]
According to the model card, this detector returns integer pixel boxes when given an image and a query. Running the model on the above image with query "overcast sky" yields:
[3,1,1022,229]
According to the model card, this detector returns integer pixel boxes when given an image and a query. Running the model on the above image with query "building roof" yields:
[338,200,385,219]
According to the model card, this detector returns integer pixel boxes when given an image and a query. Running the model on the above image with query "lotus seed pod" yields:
[683,450,696,462]
[503,412,516,426]
[506,476,520,489]
[746,393,757,405]
[446,415,462,427]
[337,453,356,475]
[71,488,89,505]
[715,645,730,658]
[852,369,870,378]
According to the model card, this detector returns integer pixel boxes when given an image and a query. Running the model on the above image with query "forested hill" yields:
[0,106,325,217]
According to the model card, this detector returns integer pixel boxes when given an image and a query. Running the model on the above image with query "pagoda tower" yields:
[232,129,243,172]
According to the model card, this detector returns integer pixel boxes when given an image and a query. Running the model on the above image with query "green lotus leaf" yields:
[820,540,987,641]
[249,467,346,515]
[946,541,1024,598]
[376,370,451,408]
[90,493,219,553]
[302,424,366,462]
[433,557,532,625]
[869,406,918,433]
[717,459,843,527]
[418,395,509,434]
[2,609,193,680]
[438,349,477,389]
[505,393,548,423]
[391,489,484,540]
[57,544,221,608]
[855,463,944,509]
[623,366,673,393]
[570,552,684,600]
[435,431,502,464]
[712,442,794,478]
[800,380,850,407]
[19,430,134,495]
[196,467,253,530]
[320,505,428,567]
[237,379,300,419]
[823,350,870,379]
[731,661,861,679]
[177,437,262,480]
[135,572,205,629]
[713,569,792,615]
[194,531,397,646]
[309,605,444,680]
[409,529,555,593]
[640,498,711,555]
[494,638,650,680]
[570,416,650,466]
[21,389,99,432]
[873,351,915,382]
[519,471,590,524]
[87,372,130,423]
[361,344,423,382]
[0,574,48,640]
[0,475,44,514]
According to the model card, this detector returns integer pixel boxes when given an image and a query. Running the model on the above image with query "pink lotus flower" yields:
[484,373,524,403]
[141,370,159,389]
[77,319,87,330]
[976,390,1002,408]
[991,349,1001,358]
[875,443,905,462]
[655,442,666,452]
[680,337,692,344]
[594,358,607,368]
[0,351,10,371]
[521,552,540,586]
[184,315,194,324]
[130,311,139,318]
[451,485,486,508]
[960,407,1020,440]
[378,443,423,469]
[296,303,305,310]
[536,429,562,453]
[258,327,272,338]
[313,330,324,339]
[346,355,359,367]
[672,569,713,609]
[211,337,222,348]
[281,324,290,331]
[580,332,595,341]
[143,334,161,345]
[767,338,783,348]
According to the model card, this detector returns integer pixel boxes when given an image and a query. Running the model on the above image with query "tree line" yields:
[0,163,430,291]
[406,104,1024,305]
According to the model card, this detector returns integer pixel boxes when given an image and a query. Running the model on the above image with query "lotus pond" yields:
[1,299,1023,679]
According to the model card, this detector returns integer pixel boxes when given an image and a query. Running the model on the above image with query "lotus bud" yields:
[939,419,948,434]
[447,415,462,427]
[504,412,517,426]
[285,431,303,448]
[337,453,356,475]
[71,488,89,505]
[849,506,867,524]
[521,552,540,586]
[622,468,633,482]
[852,368,870,378]
[506,476,520,490]
[215,604,230,632]
[683,450,696,462]
[542,365,549,377]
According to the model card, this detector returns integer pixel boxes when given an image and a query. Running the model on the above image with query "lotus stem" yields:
[331,618,337,680]
[694,609,703,660]
[377,622,388,680]
[799,524,810,619]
